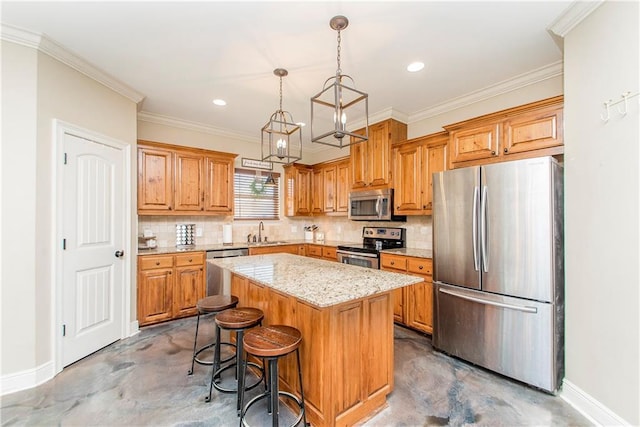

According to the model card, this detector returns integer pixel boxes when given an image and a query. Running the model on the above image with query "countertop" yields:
[210,253,423,308]
[137,239,359,256]
[381,248,433,259]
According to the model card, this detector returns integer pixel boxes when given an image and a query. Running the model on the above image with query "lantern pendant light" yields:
[311,15,369,148]
[261,68,302,164]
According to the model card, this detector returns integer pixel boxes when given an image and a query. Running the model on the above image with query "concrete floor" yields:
[1,317,591,426]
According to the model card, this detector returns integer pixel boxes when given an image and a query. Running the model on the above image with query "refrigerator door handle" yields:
[472,186,480,271]
[480,185,489,273]
[438,287,538,314]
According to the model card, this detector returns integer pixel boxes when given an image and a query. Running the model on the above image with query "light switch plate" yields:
[196,227,203,237]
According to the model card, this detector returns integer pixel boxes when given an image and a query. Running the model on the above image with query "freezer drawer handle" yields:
[439,288,538,314]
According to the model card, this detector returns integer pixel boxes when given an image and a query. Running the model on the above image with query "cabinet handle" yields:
[419,265,424,270]
[504,148,508,153]
[491,150,496,155]
[155,261,160,266]
[168,206,172,210]
[390,261,395,265]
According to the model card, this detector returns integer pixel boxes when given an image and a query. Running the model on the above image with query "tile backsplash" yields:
[138,215,432,249]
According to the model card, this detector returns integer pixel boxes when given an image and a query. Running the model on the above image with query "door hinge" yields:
[62,238,67,250]
[63,153,68,165]
[62,324,66,337]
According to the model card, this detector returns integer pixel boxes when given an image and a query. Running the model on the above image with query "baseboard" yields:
[0,360,55,396]
[128,320,140,337]
[560,379,631,426]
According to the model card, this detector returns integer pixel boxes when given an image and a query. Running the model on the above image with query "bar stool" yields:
[209,307,265,410]
[187,295,239,376]
[240,325,307,427]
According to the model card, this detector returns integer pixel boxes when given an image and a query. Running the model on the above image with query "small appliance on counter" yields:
[176,223,196,247]
[138,235,157,250]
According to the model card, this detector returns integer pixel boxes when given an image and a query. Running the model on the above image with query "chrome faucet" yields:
[258,221,264,242]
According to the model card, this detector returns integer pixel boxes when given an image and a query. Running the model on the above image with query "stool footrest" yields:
[211,362,264,394]
[193,341,236,366]
[241,391,306,427]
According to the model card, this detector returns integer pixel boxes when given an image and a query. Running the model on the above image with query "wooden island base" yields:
[232,273,395,427]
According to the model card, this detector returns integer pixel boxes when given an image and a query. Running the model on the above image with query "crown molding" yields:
[408,60,564,124]
[1,23,145,104]
[547,0,605,38]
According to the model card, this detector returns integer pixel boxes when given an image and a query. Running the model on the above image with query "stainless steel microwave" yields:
[348,189,406,221]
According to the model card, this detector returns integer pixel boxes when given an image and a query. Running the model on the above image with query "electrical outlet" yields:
[196,227,203,237]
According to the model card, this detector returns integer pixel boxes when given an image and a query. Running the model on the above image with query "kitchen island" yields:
[211,253,423,427]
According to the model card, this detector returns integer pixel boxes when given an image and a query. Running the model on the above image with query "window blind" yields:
[234,168,280,220]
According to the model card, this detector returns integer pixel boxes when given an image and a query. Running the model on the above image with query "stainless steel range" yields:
[337,226,406,269]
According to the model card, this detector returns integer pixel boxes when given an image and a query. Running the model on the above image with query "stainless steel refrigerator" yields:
[432,156,564,393]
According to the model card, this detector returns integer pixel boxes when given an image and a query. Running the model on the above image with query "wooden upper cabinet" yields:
[174,151,204,211]
[393,131,448,215]
[138,145,173,211]
[351,119,407,190]
[284,163,312,217]
[137,140,237,215]
[445,96,564,168]
[312,167,324,214]
[335,159,350,213]
[323,165,336,213]
[448,122,500,164]
[502,102,563,155]
[204,154,235,214]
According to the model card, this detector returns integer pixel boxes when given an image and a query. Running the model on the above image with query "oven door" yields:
[336,250,380,269]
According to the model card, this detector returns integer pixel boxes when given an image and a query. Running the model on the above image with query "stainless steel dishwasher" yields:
[206,247,248,296]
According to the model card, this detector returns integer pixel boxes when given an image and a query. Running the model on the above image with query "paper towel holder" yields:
[222,223,233,246]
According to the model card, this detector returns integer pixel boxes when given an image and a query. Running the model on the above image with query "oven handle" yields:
[336,250,379,259]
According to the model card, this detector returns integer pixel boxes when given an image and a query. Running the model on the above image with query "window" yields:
[234,168,280,220]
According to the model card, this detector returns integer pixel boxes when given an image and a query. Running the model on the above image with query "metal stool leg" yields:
[269,358,279,427]
[188,311,201,375]
[296,349,308,427]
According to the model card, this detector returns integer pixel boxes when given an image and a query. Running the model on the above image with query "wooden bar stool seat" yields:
[240,325,307,427]
[188,295,239,376]
[208,307,265,410]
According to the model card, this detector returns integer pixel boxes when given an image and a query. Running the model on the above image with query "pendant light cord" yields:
[336,29,342,76]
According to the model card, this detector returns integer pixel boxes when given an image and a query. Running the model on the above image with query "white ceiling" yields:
[1,1,570,146]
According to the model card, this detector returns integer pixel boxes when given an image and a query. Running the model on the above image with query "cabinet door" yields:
[323,165,336,213]
[336,160,350,213]
[503,104,563,155]
[173,265,204,318]
[368,121,392,187]
[392,287,405,323]
[284,166,296,217]
[394,144,422,214]
[312,167,324,214]
[138,268,173,326]
[174,151,204,211]
[295,167,312,215]
[205,155,234,214]
[322,246,337,261]
[424,141,448,212]
[138,146,173,211]
[247,280,268,314]
[405,278,433,334]
[350,139,368,189]
[450,122,500,164]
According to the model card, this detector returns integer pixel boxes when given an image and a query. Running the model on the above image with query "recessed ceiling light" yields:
[407,62,425,72]
[212,99,227,106]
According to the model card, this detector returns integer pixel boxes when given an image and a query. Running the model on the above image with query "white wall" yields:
[0,40,138,389]
[563,2,639,425]
[1,40,39,377]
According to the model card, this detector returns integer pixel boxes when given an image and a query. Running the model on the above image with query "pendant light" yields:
[311,15,369,148]
[261,68,302,165]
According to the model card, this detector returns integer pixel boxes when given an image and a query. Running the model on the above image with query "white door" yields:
[61,132,125,367]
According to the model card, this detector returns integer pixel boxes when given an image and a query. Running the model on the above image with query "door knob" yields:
[115,250,124,258]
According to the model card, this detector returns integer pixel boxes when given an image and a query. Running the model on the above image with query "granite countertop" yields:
[211,253,422,308]
[381,248,433,259]
[137,239,359,256]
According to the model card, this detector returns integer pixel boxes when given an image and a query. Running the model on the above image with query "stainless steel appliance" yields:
[432,156,564,393]
[348,189,406,221]
[337,226,406,269]
[206,247,248,295]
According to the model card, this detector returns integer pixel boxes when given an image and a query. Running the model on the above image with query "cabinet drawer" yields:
[322,246,337,260]
[307,245,322,257]
[381,254,407,270]
[407,258,432,276]
[139,255,174,270]
[175,252,205,267]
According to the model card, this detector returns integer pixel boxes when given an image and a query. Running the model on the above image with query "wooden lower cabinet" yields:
[138,252,205,326]
[380,253,433,334]
[231,274,394,427]
[306,244,337,261]
[248,244,300,256]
